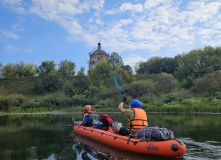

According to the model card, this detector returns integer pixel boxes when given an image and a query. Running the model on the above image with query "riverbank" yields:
[1,110,221,116]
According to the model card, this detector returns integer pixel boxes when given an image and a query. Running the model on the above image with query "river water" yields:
[0,113,220,160]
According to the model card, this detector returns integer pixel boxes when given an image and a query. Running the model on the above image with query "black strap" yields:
[129,119,148,129]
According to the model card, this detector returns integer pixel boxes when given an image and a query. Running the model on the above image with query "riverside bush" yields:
[139,93,158,103]
[211,98,221,106]
[0,96,10,111]
[8,94,27,106]
[193,73,221,94]
[98,98,119,108]
[124,79,155,98]
[162,90,194,103]
[0,94,27,111]
[98,87,119,99]
[181,99,202,107]
[21,101,40,109]
[154,73,177,94]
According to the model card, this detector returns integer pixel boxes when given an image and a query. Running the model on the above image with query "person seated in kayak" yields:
[83,105,95,120]
[113,98,148,136]
[73,105,95,125]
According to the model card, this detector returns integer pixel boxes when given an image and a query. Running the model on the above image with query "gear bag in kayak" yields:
[132,126,174,141]
[84,113,99,127]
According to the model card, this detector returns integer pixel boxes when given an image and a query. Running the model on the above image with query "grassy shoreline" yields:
[1,107,221,115]
[1,76,221,114]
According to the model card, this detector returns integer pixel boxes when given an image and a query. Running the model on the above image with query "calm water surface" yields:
[0,113,220,160]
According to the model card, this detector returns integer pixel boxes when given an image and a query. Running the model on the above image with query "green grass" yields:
[0,77,37,96]
[144,97,221,113]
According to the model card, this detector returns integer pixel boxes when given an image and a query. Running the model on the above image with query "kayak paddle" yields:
[58,124,74,128]
[114,77,129,105]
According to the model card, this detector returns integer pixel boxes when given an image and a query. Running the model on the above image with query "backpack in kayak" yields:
[99,114,114,131]
[84,113,99,127]
[93,120,104,129]
[132,126,174,141]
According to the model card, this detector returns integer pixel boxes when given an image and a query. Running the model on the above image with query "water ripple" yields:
[180,138,221,160]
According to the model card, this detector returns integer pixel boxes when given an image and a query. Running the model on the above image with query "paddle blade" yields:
[58,125,73,128]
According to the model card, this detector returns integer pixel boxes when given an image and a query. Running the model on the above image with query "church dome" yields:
[92,42,107,55]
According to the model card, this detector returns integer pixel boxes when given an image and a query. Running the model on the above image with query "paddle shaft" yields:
[114,77,129,105]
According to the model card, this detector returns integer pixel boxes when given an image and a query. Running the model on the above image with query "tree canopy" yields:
[109,52,124,68]
[58,60,76,76]
[38,60,56,75]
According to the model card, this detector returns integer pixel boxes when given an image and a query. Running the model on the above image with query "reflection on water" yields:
[0,113,220,160]
[182,138,221,160]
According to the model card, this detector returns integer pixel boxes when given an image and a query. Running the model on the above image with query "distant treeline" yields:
[0,46,221,112]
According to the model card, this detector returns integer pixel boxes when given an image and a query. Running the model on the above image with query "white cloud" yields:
[144,0,166,9]
[1,31,19,39]
[133,4,143,13]
[25,49,33,53]
[123,54,147,71]
[2,0,25,13]
[5,45,18,52]
[3,0,221,58]
[112,2,144,13]
[95,19,104,25]
[119,3,133,11]
[3,0,22,5]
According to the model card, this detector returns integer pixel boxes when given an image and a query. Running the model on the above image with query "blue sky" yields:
[1,0,221,73]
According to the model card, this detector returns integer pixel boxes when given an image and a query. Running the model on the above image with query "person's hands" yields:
[122,97,127,103]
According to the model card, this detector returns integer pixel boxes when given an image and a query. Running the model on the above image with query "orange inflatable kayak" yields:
[74,133,163,160]
[73,125,186,158]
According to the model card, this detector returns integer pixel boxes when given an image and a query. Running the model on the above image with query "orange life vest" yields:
[128,108,148,131]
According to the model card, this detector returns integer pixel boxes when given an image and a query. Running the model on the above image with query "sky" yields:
[1,0,221,73]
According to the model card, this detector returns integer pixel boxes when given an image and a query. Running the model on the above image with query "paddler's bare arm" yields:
[118,102,130,114]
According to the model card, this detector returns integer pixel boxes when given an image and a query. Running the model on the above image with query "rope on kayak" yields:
[127,133,132,144]
[147,141,152,148]
[76,126,140,144]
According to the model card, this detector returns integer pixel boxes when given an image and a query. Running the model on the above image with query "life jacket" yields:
[128,108,148,132]
[100,114,113,131]
[83,110,95,121]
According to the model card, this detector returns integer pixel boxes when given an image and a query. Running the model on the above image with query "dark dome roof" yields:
[92,49,107,55]
[92,42,108,55]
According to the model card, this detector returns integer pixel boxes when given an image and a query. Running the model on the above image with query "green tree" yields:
[136,56,162,74]
[174,46,221,81]
[109,52,124,68]
[25,63,37,76]
[90,62,113,88]
[124,79,155,98]
[77,67,85,76]
[0,63,3,77]
[1,63,15,79]
[193,73,221,94]
[160,57,179,74]
[179,76,195,89]
[14,61,25,77]
[34,70,63,93]
[155,73,177,94]
[121,65,133,75]
[73,68,90,94]
[112,67,135,84]
[58,60,76,76]
[64,67,90,97]
[38,60,56,75]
